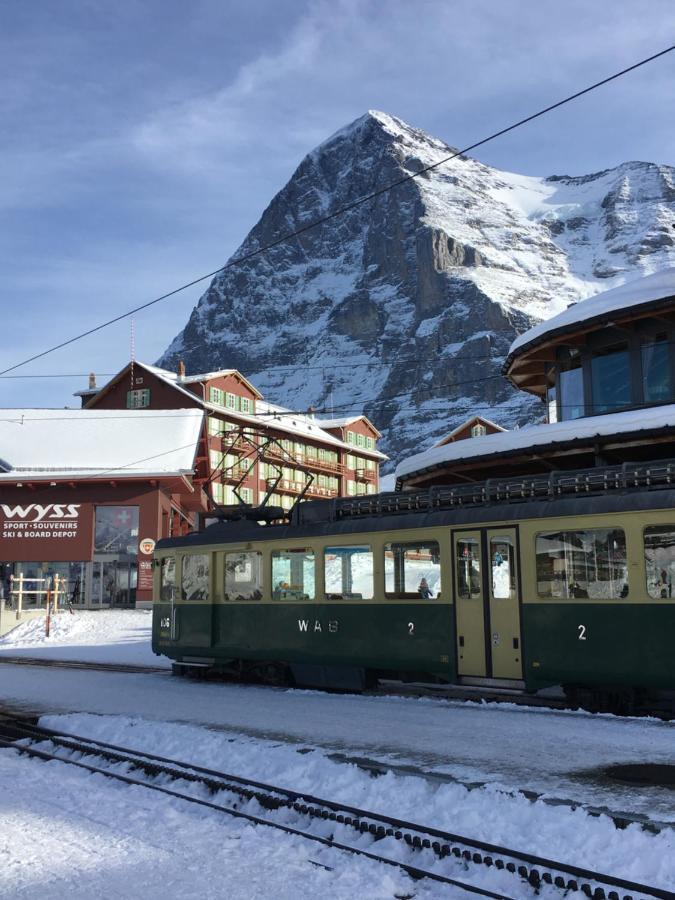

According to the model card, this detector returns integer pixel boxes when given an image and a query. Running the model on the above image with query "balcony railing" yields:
[262,445,344,475]
[265,477,338,498]
[354,468,378,482]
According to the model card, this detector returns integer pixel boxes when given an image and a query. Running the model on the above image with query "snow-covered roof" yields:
[433,415,506,447]
[318,415,382,437]
[0,408,204,481]
[81,361,387,459]
[251,401,387,458]
[509,269,675,359]
[396,403,675,481]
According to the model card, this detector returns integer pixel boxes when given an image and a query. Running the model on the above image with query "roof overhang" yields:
[505,294,675,397]
[397,419,675,489]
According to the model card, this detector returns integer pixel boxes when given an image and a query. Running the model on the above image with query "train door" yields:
[453,527,523,681]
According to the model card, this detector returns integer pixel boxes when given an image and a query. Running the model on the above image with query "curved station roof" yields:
[505,269,675,397]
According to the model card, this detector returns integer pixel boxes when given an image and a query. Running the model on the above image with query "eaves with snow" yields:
[506,268,675,367]
[0,408,204,481]
[396,403,675,482]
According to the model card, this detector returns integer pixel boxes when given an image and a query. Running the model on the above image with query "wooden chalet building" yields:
[78,361,386,513]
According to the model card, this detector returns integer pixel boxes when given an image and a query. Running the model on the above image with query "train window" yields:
[489,536,516,600]
[224,551,262,602]
[181,554,210,602]
[644,527,675,599]
[385,541,441,599]
[324,545,374,600]
[535,529,628,600]
[456,538,481,599]
[160,557,176,602]
[271,549,315,601]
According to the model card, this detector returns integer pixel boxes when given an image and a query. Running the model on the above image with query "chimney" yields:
[88,372,97,390]
[177,360,186,381]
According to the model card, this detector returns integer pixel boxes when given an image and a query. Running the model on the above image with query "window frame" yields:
[223,550,263,602]
[126,388,150,409]
[323,544,374,601]
[271,548,316,602]
[535,527,629,601]
[384,539,442,600]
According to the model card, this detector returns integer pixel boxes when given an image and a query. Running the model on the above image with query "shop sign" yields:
[138,558,154,592]
[0,502,94,562]
[139,538,156,555]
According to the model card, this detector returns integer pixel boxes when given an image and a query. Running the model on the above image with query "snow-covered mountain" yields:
[159,111,675,467]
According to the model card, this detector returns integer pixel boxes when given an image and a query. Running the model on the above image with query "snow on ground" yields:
[0,666,672,824]
[0,610,168,668]
[31,712,675,894]
[0,748,454,900]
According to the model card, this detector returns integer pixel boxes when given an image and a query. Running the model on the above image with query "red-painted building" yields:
[0,408,204,609]
[79,361,387,512]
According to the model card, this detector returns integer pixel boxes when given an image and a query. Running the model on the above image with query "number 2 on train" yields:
[578,624,587,641]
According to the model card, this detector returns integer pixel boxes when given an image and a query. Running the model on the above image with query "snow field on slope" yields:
[40,712,675,893]
[0,609,167,667]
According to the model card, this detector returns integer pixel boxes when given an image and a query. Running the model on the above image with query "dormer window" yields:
[126,389,150,408]
[470,423,487,438]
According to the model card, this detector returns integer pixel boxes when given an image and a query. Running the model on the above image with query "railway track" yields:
[0,715,669,900]
[0,655,167,674]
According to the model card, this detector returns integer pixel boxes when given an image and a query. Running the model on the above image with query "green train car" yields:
[152,466,675,714]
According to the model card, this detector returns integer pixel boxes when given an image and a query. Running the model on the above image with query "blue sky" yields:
[1,0,674,408]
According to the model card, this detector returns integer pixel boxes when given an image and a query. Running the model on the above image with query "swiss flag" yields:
[113,509,132,528]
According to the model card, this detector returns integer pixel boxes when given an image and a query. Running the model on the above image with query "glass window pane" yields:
[95,506,139,553]
[224,551,262,601]
[272,549,315,600]
[161,558,176,601]
[559,365,584,420]
[642,336,671,404]
[384,541,441,599]
[490,536,515,600]
[546,385,557,423]
[181,554,209,601]
[536,529,627,599]
[644,526,675,599]
[456,538,481,598]
[591,345,630,414]
[324,545,373,600]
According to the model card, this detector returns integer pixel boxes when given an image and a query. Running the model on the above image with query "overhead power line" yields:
[1,44,673,380]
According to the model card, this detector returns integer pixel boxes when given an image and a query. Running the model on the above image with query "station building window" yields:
[324,545,373,600]
[160,557,177,602]
[558,353,584,421]
[591,343,631,415]
[385,541,441,599]
[644,526,675,599]
[95,506,139,553]
[641,333,671,404]
[224,551,262,601]
[272,549,315,601]
[181,554,209,601]
[535,528,627,600]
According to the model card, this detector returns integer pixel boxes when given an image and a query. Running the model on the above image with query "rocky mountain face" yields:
[159,111,675,468]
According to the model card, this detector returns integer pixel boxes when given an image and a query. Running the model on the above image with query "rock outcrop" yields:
[159,111,675,466]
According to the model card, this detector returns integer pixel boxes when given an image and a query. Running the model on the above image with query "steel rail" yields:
[0,730,513,900]
[1,718,670,900]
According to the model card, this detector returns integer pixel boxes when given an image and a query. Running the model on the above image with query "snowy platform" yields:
[0,609,169,668]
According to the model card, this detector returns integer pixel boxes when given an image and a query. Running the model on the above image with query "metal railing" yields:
[293,458,675,524]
